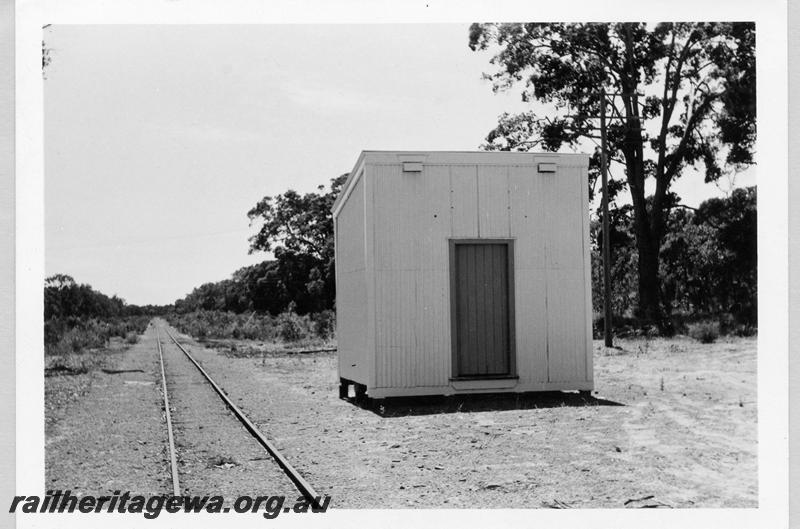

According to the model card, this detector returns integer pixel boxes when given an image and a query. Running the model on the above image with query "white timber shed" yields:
[332,151,592,399]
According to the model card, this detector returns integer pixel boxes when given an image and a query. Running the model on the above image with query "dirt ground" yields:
[45,329,170,495]
[169,332,757,508]
[45,324,756,508]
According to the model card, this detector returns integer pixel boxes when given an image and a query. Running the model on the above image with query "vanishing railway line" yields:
[153,320,322,506]
[155,325,181,496]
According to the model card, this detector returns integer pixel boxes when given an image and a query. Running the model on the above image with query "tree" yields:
[589,186,756,334]
[246,174,348,313]
[660,186,756,325]
[469,22,755,327]
[44,274,126,320]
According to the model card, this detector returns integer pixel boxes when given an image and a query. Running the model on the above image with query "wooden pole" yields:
[599,88,613,348]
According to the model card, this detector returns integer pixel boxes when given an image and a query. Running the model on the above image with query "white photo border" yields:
[15,1,788,528]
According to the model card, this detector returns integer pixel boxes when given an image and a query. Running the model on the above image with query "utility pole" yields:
[564,90,642,348]
[599,88,613,348]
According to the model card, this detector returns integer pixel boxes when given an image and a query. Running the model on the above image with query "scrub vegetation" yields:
[165,308,336,345]
[589,187,756,338]
[44,274,160,374]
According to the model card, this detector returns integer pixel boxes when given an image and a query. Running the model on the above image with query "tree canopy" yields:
[469,22,756,327]
[44,274,125,320]
[44,274,167,319]
[244,173,348,313]
[593,186,756,333]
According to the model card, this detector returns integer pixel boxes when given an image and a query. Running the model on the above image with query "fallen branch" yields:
[624,495,654,505]
[543,499,572,509]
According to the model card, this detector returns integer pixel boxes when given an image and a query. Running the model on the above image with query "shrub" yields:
[125,332,139,344]
[44,315,150,356]
[276,310,310,342]
[45,354,90,375]
[688,321,720,343]
[165,309,334,344]
[311,310,336,340]
[733,324,757,337]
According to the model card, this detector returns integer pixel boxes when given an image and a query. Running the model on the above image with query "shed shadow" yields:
[347,391,624,417]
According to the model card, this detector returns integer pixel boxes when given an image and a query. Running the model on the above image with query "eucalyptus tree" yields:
[469,22,755,326]
[247,174,348,313]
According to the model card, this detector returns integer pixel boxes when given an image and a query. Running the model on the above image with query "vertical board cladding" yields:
[581,161,594,383]
[542,165,589,383]
[334,151,591,396]
[335,174,368,384]
[450,165,478,237]
[477,165,510,238]
[374,163,451,388]
[509,164,548,384]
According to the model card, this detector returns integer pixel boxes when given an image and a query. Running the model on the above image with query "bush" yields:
[45,353,91,375]
[165,309,333,344]
[688,321,720,343]
[311,310,336,340]
[125,332,139,344]
[44,315,151,356]
[276,310,311,342]
[733,323,757,337]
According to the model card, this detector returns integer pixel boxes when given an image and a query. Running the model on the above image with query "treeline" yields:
[173,174,346,317]
[173,257,333,316]
[176,173,755,339]
[592,186,756,336]
[46,177,755,346]
[44,274,162,356]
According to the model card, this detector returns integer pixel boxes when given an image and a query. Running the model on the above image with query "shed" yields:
[332,151,592,399]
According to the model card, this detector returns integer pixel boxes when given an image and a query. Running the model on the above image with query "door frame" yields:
[448,238,517,380]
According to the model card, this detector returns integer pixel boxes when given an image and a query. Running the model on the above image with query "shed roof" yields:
[332,150,589,215]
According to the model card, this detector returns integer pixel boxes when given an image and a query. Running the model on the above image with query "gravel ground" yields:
[46,321,757,509]
[46,322,303,503]
[171,331,757,509]
[46,326,170,495]
[158,325,299,500]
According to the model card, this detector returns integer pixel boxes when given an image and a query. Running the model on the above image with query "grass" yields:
[44,315,150,380]
[594,311,755,341]
[45,351,109,376]
[44,317,148,435]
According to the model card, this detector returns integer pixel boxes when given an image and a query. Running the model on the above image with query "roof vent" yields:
[403,162,423,173]
[537,162,557,173]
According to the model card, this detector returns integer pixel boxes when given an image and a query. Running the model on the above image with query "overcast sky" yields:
[44,24,755,306]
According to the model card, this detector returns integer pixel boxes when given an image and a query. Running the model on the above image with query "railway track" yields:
[154,321,322,507]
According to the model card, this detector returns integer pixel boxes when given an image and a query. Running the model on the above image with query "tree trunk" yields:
[635,231,663,327]
[625,140,665,330]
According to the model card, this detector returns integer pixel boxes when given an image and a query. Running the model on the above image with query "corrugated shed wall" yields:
[542,165,589,382]
[509,165,549,384]
[335,175,369,383]
[374,164,451,388]
[371,161,589,389]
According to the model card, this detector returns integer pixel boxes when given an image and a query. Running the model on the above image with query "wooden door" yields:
[451,242,513,377]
